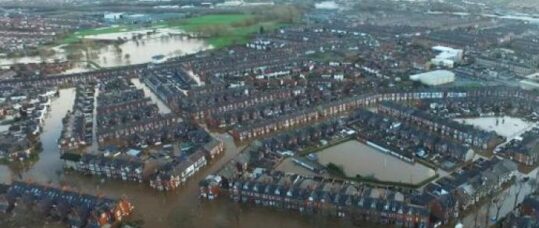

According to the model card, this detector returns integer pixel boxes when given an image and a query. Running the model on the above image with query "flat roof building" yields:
[410,70,456,86]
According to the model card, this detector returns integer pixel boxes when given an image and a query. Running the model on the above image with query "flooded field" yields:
[90,31,209,68]
[275,158,320,177]
[0,88,340,228]
[0,29,210,73]
[317,140,436,184]
[455,116,534,138]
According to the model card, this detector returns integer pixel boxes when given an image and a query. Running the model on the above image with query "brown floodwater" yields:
[0,89,351,228]
[317,140,436,184]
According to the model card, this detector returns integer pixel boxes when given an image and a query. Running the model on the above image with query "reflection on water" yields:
[0,31,210,72]
[91,34,209,68]
[0,88,76,184]
[317,140,436,184]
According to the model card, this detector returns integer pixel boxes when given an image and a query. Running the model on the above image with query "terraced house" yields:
[227,171,430,227]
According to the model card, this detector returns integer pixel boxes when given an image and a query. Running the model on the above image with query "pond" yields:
[317,140,436,184]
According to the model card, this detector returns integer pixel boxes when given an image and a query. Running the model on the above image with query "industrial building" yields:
[410,70,456,86]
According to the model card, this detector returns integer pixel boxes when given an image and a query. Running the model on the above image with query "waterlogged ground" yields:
[0,30,210,73]
[0,88,349,228]
[316,140,436,184]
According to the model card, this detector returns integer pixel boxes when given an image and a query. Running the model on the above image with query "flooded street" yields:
[130,78,171,114]
[462,168,538,228]
[317,140,436,184]
[0,89,326,227]
[0,88,76,184]
[57,133,329,227]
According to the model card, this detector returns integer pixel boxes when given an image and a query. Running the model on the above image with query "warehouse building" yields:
[410,70,456,86]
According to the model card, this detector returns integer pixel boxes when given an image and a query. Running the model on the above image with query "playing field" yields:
[63,13,283,49]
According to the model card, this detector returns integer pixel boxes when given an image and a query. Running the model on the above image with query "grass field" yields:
[163,14,251,30]
[161,14,282,49]
[62,25,133,44]
[62,13,283,49]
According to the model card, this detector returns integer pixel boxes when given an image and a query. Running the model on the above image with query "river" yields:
[317,140,436,184]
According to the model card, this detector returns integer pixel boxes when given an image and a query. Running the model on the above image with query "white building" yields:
[431,46,464,68]
[410,70,455,86]
[104,12,125,21]
[520,72,539,90]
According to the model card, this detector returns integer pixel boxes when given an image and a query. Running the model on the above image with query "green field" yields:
[62,25,134,44]
[63,13,283,49]
[163,14,252,30]
[161,14,282,49]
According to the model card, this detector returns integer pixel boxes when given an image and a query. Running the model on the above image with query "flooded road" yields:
[0,88,76,184]
[130,78,171,114]
[462,168,538,228]
[0,88,332,227]
[57,133,335,227]
[317,140,436,184]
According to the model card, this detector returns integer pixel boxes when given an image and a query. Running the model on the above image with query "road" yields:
[462,167,538,228]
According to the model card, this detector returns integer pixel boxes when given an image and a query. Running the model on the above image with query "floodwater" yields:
[0,88,76,184]
[0,88,342,228]
[130,78,172,114]
[317,140,436,184]
[275,158,320,177]
[462,168,538,228]
[0,29,210,72]
[89,30,209,68]
[455,116,534,139]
